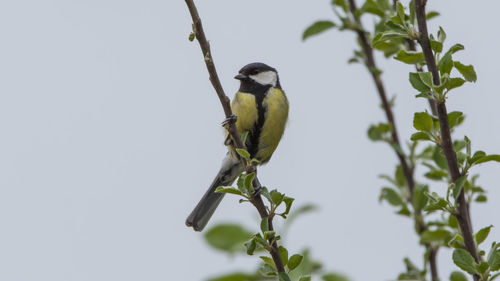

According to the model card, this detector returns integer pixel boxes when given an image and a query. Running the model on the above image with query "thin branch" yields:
[414,0,480,280]
[347,0,415,200]
[184,0,284,273]
[347,1,439,280]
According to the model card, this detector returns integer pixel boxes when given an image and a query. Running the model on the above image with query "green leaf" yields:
[474,155,500,165]
[411,132,431,141]
[424,170,448,181]
[302,21,336,41]
[282,196,295,217]
[448,112,464,129]
[413,112,433,132]
[418,72,434,88]
[426,11,440,20]
[288,254,304,271]
[452,249,478,274]
[260,217,269,233]
[215,186,244,196]
[322,273,350,281]
[449,271,468,281]
[396,2,406,24]
[437,26,446,43]
[379,187,404,206]
[299,276,312,281]
[446,44,465,55]
[394,50,425,64]
[279,246,289,266]
[439,53,453,75]
[475,194,487,202]
[244,238,256,255]
[420,229,453,243]
[260,256,275,267]
[489,249,500,271]
[452,176,467,200]
[430,39,443,53]
[204,224,254,253]
[244,172,255,193]
[475,225,492,245]
[361,0,384,17]
[409,72,431,92]
[372,30,409,47]
[424,198,449,212]
[445,78,466,91]
[454,61,477,82]
[236,148,251,160]
[413,185,429,211]
[367,123,392,141]
[207,272,257,281]
[332,0,348,12]
[259,263,277,277]
[478,261,489,274]
[278,272,292,281]
[270,190,285,206]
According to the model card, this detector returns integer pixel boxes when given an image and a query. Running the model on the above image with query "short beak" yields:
[234,74,247,80]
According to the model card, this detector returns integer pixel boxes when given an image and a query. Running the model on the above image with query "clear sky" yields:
[1,1,499,281]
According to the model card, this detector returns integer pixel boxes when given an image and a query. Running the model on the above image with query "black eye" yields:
[251,69,260,75]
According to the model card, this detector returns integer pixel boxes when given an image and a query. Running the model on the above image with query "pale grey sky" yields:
[1,1,499,281]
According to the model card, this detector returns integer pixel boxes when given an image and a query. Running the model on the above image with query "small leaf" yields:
[489,249,500,271]
[452,249,477,274]
[452,176,467,200]
[454,61,477,82]
[270,190,285,206]
[420,229,453,243]
[288,254,304,271]
[446,78,466,91]
[413,185,429,211]
[413,112,433,132]
[379,187,404,206]
[302,21,336,41]
[205,224,254,253]
[279,246,289,266]
[409,72,430,92]
[215,186,244,196]
[236,148,251,160]
[411,132,431,141]
[426,11,440,20]
[299,276,312,281]
[282,197,295,217]
[418,72,434,88]
[475,225,492,245]
[448,112,464,129]
[439,53,453,75]
[278,272,292,281]
[322,273,350,281]
[394,50,425,64]
[244,238,256,255]
[446,44,465,55]
[473,155,500,165]
[260,217,269,233]
[449,271,468,281]
[260,256,275,266]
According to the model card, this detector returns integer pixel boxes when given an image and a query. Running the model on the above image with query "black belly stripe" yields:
[238,82,272,159]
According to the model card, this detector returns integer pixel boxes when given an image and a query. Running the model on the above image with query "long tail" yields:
[186,155,244,231]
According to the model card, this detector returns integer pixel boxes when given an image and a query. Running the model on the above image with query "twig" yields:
[414,0,480,279]
[347,1,439,279]
[184,0,285,273]
[347,0,415,201]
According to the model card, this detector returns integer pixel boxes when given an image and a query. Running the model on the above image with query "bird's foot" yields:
[221,114,237,129]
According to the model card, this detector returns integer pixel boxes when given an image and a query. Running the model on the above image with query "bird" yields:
[186,62,289,231]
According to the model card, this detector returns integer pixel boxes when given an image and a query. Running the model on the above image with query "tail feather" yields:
[186,155,244,231]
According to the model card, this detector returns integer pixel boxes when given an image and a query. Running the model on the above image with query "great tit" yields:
[185,62,289,231]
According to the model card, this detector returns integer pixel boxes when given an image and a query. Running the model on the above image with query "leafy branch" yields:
[184,0,288,277]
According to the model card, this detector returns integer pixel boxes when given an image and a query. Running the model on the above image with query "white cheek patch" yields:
[249,71,277,87]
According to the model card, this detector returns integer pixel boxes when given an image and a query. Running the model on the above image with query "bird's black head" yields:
[234,62,281,89]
